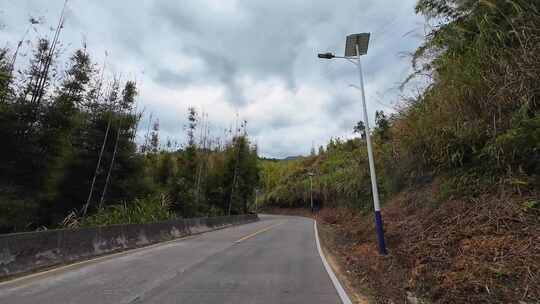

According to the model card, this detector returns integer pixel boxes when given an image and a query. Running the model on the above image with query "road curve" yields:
[0,215,343,303]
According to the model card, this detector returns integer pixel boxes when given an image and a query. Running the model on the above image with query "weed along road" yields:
[0,215,348,304]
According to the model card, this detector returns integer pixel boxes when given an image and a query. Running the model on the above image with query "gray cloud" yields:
[1,0,426,158]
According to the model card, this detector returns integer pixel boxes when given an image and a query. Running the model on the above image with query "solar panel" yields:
[345,33,370,57]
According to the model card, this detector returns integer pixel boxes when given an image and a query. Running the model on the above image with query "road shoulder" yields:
[315,220,372,304]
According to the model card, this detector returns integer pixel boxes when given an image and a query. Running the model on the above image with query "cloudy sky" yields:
[1,0,426,158]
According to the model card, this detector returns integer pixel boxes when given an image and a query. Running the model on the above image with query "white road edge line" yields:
[314,220,352,304]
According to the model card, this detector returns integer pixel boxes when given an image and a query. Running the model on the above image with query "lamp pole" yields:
[318,33,387,255]
[355,45,387,255]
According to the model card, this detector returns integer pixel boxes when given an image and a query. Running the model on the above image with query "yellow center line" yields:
[234,221,283,243]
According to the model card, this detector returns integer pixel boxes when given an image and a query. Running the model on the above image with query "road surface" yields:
[0,215,345,303]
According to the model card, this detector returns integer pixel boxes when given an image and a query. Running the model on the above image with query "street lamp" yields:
[317,33,388,255]
[307,172,315,213]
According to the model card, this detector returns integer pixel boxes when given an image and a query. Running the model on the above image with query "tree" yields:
[0,48,12,103]
[156,153,177,187]
[150,120,159,153]
[353,121,366,139]
[54,80,145,222]
[40,49,93,203]
[171,107,198,216]
[415,0,474,20]
[30,0,67,106]
[225,135,260,214]
[374,111,390,141]
[98,81,142,208]
[6,39,57,190]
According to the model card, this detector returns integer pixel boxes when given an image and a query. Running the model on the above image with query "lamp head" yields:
[317,52,335,59]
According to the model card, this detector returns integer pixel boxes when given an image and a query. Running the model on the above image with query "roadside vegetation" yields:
[261,0,539,303]
[0,9,259,233]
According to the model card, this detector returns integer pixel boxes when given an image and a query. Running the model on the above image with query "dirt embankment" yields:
[315,182,539,304]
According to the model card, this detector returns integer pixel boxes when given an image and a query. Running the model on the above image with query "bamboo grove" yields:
[0,11,260,233]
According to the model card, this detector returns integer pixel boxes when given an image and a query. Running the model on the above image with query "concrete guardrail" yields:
[0,214,258,279]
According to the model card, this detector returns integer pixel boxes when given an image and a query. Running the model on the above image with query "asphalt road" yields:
[0,215,344,304]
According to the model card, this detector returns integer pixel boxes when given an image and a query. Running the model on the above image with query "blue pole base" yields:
[374,210,388,255]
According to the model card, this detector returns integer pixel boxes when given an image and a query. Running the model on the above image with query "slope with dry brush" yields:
[316,178,539,303]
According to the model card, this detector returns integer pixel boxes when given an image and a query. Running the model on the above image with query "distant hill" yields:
[259,155,304,162]
[282,155,302,161]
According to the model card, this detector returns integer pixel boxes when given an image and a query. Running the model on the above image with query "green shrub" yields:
[81,194,174,227]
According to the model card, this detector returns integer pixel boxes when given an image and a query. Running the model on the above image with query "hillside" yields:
[317,181,539,303]
[260,0,540,303]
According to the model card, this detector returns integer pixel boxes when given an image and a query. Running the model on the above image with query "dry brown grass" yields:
[317,182,540,303]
